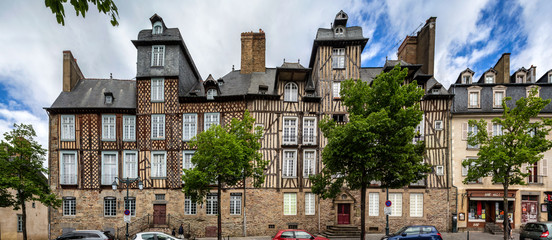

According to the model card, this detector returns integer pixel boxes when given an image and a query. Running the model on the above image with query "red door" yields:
[153,204,166,225]
[337,204,350,224]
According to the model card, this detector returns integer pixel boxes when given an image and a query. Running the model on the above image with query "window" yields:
[334,27,344,36]
[389,193,402,217]
[332,114,346,123]
[435,165,444,176]
[101,152,118,185]
[206,89,217,100]
[431,88,439,94]
[283,150,297,178]
[467,125,478,149]
[123,116,136,141]
[410,193,423,217]
[104,197,117,216]
[151,45,165,66]
[105,94,113,104]
[485,74,494,84]
[183,151,195,170]
[61,115,75,141]
[549,73,552,83]
[155,194,165,200]
[284,82,298,102]
[303,150,316,177]
[283,193,297,215]
[492,124,503,137]
[333,82,341,99]
[516,74,525,83]
[151,114,165,139]
[369,192,379,216]
[206,194,218,215]
[151,152,166,178]
[123,151,138,179]
[413,116,424,143]
[151,78,164,102]
[152,21,163,34]
[526,86,540,97]
[283,117,297,144]
[468,92,479,108]
[182,114,197,141]
[230,194,242,215]
[434,120,443,131]
[332,48,345,69]
[462,75,471,84]
[494,90,505,108]
[17,215,23,232]
[303,118,316,145]
[63,197,76,216]
[462,159,482,183]
[102,115,116,140]
[305,193,315,215]
[184,196,197,215]
[124,197,136,216]
[204,113,220,130]
[254,124,264,138]
[60,151,77,185]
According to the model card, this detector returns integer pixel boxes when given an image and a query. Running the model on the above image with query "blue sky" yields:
[0,0,551,160]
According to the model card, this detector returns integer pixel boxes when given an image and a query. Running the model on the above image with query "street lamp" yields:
[112,177,143,240]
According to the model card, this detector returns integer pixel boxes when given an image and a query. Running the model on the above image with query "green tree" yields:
[463,88,552,240]
[182,111,267,240]
[0,124,61,240]
[310,65,430,240]
[45,0,119,26]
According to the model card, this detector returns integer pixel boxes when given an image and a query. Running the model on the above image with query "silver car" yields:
[55,230,112,240]
[134,232,181,240]
[520,222,552,240]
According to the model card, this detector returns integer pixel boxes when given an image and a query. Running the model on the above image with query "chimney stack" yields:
[62,51,84,92]
[493,53,511,83]
[397,17,436,75]
[240,29,266,74]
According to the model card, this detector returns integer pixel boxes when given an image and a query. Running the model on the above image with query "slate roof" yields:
[359,67,382,84]
[314,26,366,42]
[537,69,552,83]
[49,79,136,109]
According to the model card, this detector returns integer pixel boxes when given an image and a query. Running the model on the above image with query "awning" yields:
[470,197,515,201]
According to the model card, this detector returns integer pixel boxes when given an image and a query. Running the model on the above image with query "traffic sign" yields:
[124,209,130,216]
[385,200,392,207]
[124,209,131,223]
[384,207,392,216]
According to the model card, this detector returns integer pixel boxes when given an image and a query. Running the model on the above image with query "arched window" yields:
[153,21,163,34]
[207,89,217,100]
[334,27,344,37]
[284,82,298,102]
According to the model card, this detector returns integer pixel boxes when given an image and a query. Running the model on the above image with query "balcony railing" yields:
[303,133,316,144]
[60,174,77,185]
[101,174,118,185]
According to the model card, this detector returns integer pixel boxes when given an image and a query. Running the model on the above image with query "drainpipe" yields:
[318,196,320,233]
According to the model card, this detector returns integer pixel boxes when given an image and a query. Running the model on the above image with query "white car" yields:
[134,232,181,240]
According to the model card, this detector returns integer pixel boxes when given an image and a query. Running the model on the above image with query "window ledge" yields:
[60,139,76,142]
[151,177,167,180]
[151,138,166,140]
[123,139,136,142]
[150,100,165,103]
[151,66,165,68]
[282,176,297,179]
[333,68,346,70]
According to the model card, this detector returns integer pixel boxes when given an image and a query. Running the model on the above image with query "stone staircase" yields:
[145,225,172,235]
[320,225,362,239]
[485,223,504,235]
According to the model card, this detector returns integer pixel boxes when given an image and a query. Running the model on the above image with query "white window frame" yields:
[151,78,164,102]
[389,193,402,217]
[369,192,379,216]
[151,45,165,67]
[60,151,78,185]
[206,194,218,215]
[184,196,197,215]
[183,151,195,170]
[435,165,444,176]
[151,151,167,178]
[123,150,138,179]
[152,21,163,34]
[434,120,443,131]
[206,89,217,100]
[102,115,116,141]
[516,74,525,83]
[124,197,136,216]
[283,117,297,145]
[63,197,76,216]
[548,73,552,83]
[303,150,316,177]
[467,125,479,149]
[60,115,75,141]
[254,123,264,139]
[493,123,503,137]
[303,117,316,145]
[283,193,297,215]
[282,150,297,178]
[410,193,423,217]
[305,192,315,215]
[151,114,165,140]
[468,91,480,108]
[333,81,341,99]
[485,74,495,84]
[183,113,197,141]
[230,194,242,215]
[101,151,118,185]
[123,115,136,141]
[284,82,298,102]
[204,112,220,130]
[493,90,505,108]
[462,159,482,183]
[462,75,471,84]
[104,197,117,217]
[332,48,345,69]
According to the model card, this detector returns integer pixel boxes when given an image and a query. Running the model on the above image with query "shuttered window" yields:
[61,115,75,141]
[389,193,402,217]
[151,114,165,139]
[123,115,136,141]
[283,193,297,215]
[101,152,118,185]
[123,151,138,179]
[305,193,315,215]
[410,193,423,217]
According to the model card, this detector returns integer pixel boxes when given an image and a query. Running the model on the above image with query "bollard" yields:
[467,230,469,240]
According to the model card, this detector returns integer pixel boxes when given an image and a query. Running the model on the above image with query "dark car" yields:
[381,225,443,240]
[520,222,552,240]
[272,229,329,240]
[55,230,112,240]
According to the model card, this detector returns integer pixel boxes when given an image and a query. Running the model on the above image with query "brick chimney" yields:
[240,29,266,74]
[493,53,510,84]
[62,51,84,92]
[397,17,436,75]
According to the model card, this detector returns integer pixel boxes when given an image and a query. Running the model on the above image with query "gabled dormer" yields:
[511,67,528,83]
[478,68,497,84]
[203,74,220,100]
[150,14,167,35]
[537,69,552,83]
[456,68,475,84]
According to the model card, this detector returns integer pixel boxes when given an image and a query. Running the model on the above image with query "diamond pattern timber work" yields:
[137,115,151,150]
[137,80,151,114]
[166,151,180,189]
[165,79,178,113]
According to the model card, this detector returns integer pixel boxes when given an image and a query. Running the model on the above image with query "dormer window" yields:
[104,92,114,104]
[548,73,552,83]
[334,27,344,37]
[431,88,439,94]
[516,74,525,83]
[284,82,298,102]
[153,21,163,34]
[485,74,494,84]
[462,75,471,84]
[206,89,217,100]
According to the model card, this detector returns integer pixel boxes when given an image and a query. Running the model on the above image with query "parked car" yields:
[55,230,113,240]
[134,232,181,240]
[520,222,552,240]
[272,229,329,240]
[381,225,443,240]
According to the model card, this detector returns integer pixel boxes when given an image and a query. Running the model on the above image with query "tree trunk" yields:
[217,178,222,240]
[19,190,27,240]
[503,181,509,240]
[360,170,366,240]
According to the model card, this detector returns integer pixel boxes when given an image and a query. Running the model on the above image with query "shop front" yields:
[465,190,516,228]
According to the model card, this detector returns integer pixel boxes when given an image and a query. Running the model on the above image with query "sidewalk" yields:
[196,231,519,240]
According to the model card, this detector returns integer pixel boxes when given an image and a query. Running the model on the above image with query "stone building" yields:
[0,189,49,240]
[449,53,552,231]
[46,12,453,238]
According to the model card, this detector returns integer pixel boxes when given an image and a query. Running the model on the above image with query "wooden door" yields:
[337,204,350,225]
[153,204,166,225]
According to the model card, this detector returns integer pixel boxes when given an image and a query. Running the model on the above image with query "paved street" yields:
[196,231,520,240]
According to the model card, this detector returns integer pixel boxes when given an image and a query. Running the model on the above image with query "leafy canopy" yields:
[45,0,119,26]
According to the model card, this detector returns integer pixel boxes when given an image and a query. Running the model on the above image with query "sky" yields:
[0,0,551,165]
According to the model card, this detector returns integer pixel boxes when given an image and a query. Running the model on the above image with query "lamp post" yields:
[112,177,143,240]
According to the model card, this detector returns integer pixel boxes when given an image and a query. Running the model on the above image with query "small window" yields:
[284,82,298,102]
[207,89,217,100]
[105,93,113,104]
[333,82,341,99]
[63,197,76,216]
[332,48,345,69]
[493,91,505,108]
[17,214,23,232]
[332,114,346,123]
[151,45,165,67]
[268,224,275,229]
[152,21,163,34]
[184,196,197,215]
[334,27,344,37]
[462,75,471,84]
[434,120,443,131]
[516,74,525,83]
[435,165,444,176]
[431,88,439,94]
[104,197,117,216]
[485,75,494,84]
[155,194,165,201]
